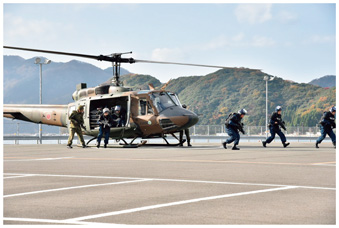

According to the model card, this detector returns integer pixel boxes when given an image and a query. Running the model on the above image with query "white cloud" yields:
[235,4,272,24]
[310,35,335,44]
[151,48,186,61]
[4,13,74,45]
[251,36,276,47]
[203,33,244,50]
[278,10,298,24]
[203,33,275,50]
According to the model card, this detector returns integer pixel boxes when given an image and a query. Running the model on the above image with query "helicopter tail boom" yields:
[4,104,68,127]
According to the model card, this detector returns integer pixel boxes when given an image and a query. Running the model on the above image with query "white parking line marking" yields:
[4,179,150,198]
[4,157,74,162]
[66,186,298,222]
[3,217,117,225]
[4,174,37,179]
[4,173,335,191]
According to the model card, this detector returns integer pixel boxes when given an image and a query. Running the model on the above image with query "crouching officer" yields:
[179,104,192,147]
[97,108,114,148]
[222,109,247,150]
[112,105,126,127]
[316,106,336,148]
[67,105,87,148]
[262,106,290,148]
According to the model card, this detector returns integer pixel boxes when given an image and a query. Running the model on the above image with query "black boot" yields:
[283,142,290,148]
[104,143,107,148]
[222,142,227,149]
[82,144,88,148]
[187,141,192,147]
[315,142,319,148]
[67,145,72,149]
[262,140,267,148]
[97,143,100,148]
[232,145,240,150]
[333,142,336,148]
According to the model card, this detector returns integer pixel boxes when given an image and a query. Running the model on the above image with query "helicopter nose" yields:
[158,107,199,131]
[184,111,199,127]
[179,109,199,130]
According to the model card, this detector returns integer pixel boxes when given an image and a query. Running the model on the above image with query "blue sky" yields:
[3,3,336,83]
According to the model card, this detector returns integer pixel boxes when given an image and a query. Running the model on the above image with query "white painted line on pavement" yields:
[66,186,298,222]
[3,217,117,225]
[4,157,74,162]
[4,174,37,179]
[4,179,150,198]
[4,173,335,191]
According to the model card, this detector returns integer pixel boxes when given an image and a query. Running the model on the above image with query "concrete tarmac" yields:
[3,142,336,225]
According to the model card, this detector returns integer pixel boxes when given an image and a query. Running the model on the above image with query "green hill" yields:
[164,68,336,126]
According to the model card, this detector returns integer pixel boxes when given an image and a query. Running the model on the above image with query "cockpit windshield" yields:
[150,92,179,113]
[168,92,182,106]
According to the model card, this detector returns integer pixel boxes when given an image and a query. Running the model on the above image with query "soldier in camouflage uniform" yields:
[67,105,87,148]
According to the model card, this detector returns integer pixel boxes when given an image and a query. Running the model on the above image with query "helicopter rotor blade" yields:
[134,59,233,69]
[4,46,100,59]
[4,46,259,70]
[3,46,130,63]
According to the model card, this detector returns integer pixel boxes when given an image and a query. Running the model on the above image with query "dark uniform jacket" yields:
[226,113,244,133]
[112,110,126,127]
[98,114,114,130]
[69,111,84,129]
[269,112,286,130]
[320,111,336,129]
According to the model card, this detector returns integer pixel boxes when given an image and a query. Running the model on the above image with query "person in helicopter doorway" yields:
[262,106,290,148]
[67,105,87,149]
[222,109,247,150]
[112,105,126,127]
[179,104,192,147]
[316,106,336,149]
[97,108,114,148]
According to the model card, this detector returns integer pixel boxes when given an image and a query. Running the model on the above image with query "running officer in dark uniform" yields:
[262,106,290,148]
[222,109,247,150]
[316,106,336,148]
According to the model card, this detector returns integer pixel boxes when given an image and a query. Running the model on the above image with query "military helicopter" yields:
[3,46,230,147]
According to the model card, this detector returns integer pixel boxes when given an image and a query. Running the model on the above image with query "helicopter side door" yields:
[134,95,162,136]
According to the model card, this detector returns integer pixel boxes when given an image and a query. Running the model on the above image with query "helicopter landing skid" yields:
[86,136,97,146]
[118,137,147,148]
[141,138,186,147]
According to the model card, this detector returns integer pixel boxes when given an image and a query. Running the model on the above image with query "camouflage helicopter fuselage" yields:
[4,83,199,141]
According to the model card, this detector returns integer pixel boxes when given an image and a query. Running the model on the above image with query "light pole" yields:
[35,57,51,144]
[263,75,275,138]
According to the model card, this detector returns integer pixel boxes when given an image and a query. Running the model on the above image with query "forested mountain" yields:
[164,69,335,126]
[309,75,336,88]
[3,55,336,128]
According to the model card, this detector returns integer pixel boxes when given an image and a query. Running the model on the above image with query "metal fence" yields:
[4,122,335,145]
[5,123,331,137]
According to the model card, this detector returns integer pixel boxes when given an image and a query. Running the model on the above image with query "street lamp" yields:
[263,75,275,138]
[35,57,51,144]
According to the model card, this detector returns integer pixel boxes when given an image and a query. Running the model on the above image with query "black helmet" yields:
[330,106,336,113]
[238,109,247,115]
[275,106,282,112]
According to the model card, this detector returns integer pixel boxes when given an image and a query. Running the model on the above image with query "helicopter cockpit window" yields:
[150,92,176,113]
[147,102,153,114]
[139,99,147,115]
[139,99,154,115]
[168,92,181,106]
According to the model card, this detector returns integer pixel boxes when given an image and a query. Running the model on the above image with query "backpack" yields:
[224,113,234,127]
